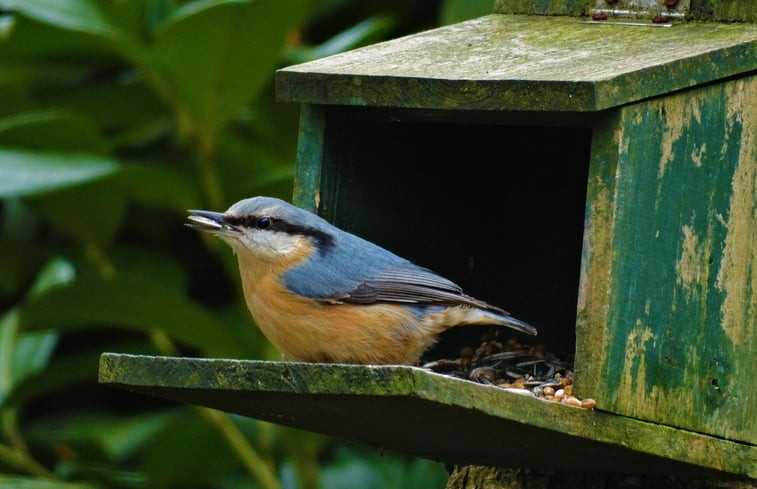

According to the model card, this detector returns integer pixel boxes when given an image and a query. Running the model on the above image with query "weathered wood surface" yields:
[445,466,757,489]
[98,354,756,478]
[276,15,757,112]
[292,104,324,212]
[492,0,757,21]
[493,0,587,16]
[694,0,757,22]
[576,75,756,444]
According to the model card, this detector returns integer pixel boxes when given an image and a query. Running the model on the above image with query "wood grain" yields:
[276,15,756,111]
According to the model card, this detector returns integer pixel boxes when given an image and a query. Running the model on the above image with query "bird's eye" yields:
[255,217,272,229]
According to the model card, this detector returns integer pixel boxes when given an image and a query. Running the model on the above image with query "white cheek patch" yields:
[240,230,303,258]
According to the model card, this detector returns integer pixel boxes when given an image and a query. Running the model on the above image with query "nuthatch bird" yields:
[188,196,536,365]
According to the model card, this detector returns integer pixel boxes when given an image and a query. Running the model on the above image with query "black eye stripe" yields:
[223,214,334,253]
[225,215,276,228]
[224,215,239,225]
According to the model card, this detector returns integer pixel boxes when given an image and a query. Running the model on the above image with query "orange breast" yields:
[235,245,441,365]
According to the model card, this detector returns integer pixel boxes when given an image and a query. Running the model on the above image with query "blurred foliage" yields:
[0,0,491,487]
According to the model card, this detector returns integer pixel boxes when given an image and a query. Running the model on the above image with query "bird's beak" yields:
[186,210,240,237]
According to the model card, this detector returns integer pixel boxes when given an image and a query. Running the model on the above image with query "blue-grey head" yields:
[188,196,432,301]
[187,196,337,262]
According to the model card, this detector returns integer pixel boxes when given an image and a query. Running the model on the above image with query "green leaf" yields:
[237,81,302,153]
[8,347,103,407]
[0,13,14,39]
[285,15,396,64]
[27,256,77,297]
[0,242,73,301]
[146,0,180,33]
[319,456,383,489]
[0,79,30,117]
[27,410,180,462]
[121,164,201,212]
[217,132,295,202]
[31,174,127,248]
[11,330,58,384]
[56,464,146,489]
[109,246,190,293]
[19,277,254,357]
[0,110,108,153]
[1,0,119,38]
[0,312,58,408]
[0,257,74,406]
[9,338,160,410]
[140,411,245,488]
[0,238,47,297]
[32,81,167,139]
[0,309,20,405]
[319,445,448,489]
[98,410,181,462]
[0,476,97,489]
[151,0,310,133]
[0,9,119,64]
[0,148,119,197]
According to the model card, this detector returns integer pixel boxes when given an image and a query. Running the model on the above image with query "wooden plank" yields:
[292,104,325,212]
[98,354,756,479]
[577,75,756,444]
[690,0,757,21]
[493,0,588,15]
[492,0,757,21]
[276,15,757,112]
[575,111,621,415]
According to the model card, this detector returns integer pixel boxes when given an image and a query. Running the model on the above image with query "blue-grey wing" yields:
[282,230,410,300]
[282,231,507,314]
[347,266,509,314]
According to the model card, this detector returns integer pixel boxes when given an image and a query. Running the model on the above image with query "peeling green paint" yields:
[575,112,621,401]
[658,95,703,179]
[580,75,756,445]
[716,79,756,348]
[292,104,325,212]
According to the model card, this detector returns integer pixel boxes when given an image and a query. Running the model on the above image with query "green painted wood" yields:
[492,0,757,21]
[98,353,756,478]
[493,0,588,15]
[574,110,621,420]
[292,104,325,212]
[493,0,757,20]
[576,75,756,444]
[276,15,757,113]
[690,0,757,21]
[445,466,757,489]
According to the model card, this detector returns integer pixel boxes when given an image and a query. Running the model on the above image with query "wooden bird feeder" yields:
[100,0,757,483]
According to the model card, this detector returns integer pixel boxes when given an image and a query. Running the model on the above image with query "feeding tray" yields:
[98,353,756,479]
